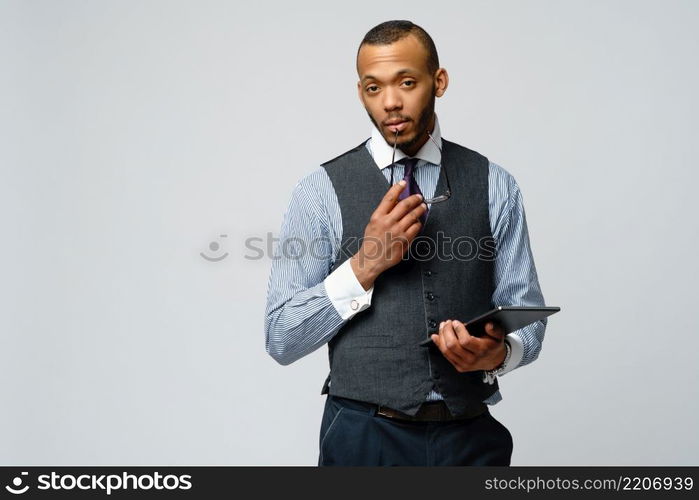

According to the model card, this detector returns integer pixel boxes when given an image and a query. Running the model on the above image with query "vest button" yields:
[428,319,437,329]
[424,270,433,277]
[426,292,435,301]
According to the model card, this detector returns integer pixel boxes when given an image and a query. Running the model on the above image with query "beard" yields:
[365,87,436,153]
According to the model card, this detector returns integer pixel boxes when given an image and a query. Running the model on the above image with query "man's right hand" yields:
[350,180,428,290]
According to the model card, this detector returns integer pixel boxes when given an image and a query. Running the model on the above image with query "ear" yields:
[434,68,449,98]
[357,80,365,105]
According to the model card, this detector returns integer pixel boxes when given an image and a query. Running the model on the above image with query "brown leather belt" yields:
[377,400,488,422]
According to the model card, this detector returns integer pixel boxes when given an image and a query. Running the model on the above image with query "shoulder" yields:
[285,166,342,233]
[441,138,489,166]
[486,160,524,239]
[488,160,518,195]
[320,139,370,171]
[293,167,335,207]
[291,138,371,214]
[441,138,517,191]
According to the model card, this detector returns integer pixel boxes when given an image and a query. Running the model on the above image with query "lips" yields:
[385,120,409,133]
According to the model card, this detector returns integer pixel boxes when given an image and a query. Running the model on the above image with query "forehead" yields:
[357,34,430,81]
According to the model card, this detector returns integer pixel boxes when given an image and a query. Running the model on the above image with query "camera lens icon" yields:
[200,234,229,262]
[5,472,29,494]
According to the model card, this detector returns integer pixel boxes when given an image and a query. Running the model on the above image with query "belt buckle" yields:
[377,405,413,420]
[376,406,395,418]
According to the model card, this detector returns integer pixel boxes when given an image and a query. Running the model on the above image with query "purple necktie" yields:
[397,157,428,226]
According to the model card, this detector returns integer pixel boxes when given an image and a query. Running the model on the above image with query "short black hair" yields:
[357,20,440,75]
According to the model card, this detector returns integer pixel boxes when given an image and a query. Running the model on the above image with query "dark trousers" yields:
[318,395,513,466]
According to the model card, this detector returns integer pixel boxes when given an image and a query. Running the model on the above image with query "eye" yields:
[366,85,379,93]
[402,80,416,87]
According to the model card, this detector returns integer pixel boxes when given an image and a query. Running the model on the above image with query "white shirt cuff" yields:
[498,332,524,376]
[324,259,374,320]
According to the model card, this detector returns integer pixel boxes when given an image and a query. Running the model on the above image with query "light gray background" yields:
[1,0,697,466]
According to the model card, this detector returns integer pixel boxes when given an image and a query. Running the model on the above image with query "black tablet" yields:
[419,306,560,346]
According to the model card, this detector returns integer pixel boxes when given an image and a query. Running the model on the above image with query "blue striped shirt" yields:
[264,115,547,406]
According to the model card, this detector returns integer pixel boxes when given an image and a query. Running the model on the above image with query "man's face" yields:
[356,34,442,155]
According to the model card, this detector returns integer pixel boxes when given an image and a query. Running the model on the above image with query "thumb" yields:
[484,321,504,341]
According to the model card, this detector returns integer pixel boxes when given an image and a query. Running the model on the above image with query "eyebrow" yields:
[362,68,417,83]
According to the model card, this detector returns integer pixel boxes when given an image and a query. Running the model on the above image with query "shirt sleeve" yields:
[489,164,548,376]
[264,174,373,365]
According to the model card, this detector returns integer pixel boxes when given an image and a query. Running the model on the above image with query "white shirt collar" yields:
[368,113,443,169]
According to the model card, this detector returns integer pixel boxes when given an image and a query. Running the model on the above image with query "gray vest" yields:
[319,138,499,417]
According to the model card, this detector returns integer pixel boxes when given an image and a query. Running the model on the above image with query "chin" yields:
[383,127,416,145]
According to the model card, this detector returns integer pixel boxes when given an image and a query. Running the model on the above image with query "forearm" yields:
[265,258,374,365]
[265,281,346,365]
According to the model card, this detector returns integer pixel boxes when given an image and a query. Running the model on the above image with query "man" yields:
[264,20,548,466]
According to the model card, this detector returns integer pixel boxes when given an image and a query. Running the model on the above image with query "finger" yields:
[483,321,506,343]
[403,219,422,240]
[432,322,449,352]
[375,180,408,215]
[397,201,428,233]
[431,321,446,348]
[387,193,425,223]
[440,320,471,362]
[432,328,462,367]
[452,320,480,356]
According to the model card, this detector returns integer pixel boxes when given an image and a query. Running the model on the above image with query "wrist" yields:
[491,340,509,370]
[350,252,381,291]
[483,338,511,384]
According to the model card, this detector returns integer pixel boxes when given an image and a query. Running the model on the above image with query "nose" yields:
[382,85,402,112]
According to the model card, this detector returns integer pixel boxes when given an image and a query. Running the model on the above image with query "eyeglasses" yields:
[389,129,452,204]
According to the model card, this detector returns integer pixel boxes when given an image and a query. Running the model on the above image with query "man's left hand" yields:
[430,320,507,373]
